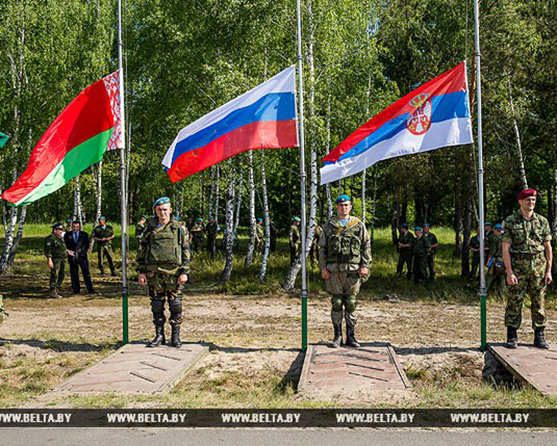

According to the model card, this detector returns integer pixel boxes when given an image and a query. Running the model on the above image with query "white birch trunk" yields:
[220,168,236,284]
[7,205,27,267]
[95,160,103,222]
[233,170,244,246]
[507,77,528,189]
[259,154,271,282]
[215,165,220,223]
[209,166,215,217]
[245,150,256,267]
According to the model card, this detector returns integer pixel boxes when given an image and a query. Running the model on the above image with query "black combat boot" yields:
[147,324,165,348]
[170,325,182,348]
[534,327,549,349]
[345,325,360,348]
[506,326,518,349]
[332,324,342,348]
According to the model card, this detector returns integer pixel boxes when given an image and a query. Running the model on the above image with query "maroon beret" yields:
[517,189,537,201]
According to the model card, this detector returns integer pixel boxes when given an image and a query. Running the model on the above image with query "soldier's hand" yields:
[321,269,331,280]
[545,271,553,286]
[138,273,148,286]
[68,250,75,257]
[178,274,188,285]
[48,258,53,270]
[507,273,518,286]
[359,266,368,278]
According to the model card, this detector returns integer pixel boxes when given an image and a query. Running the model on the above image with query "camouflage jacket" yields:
[191,223,205,239]
[312,225,323,247]
[318,216,372,272]
[470,234,480,258]
[44,233,67,260]
[412,235,431,259]
[92,225,114,246]
[398,231,415,252]
[423,232,438,254]
[137,218,191,275]
[501,210,551,255]
[135,222,145,241]
[290,225,301,247]
[205,221,218,238]
[488,234,503,261]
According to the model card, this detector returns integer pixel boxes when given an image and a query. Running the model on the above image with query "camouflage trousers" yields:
[397,251,413,279]
[97,244,115,274]
[505,254,547,329]
[325,270,361,328]
[147,272,184,327]
[413,256,429,284]
[49,258,65,291]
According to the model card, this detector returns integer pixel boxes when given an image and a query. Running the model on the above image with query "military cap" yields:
[257,218,263,222]
[401,223,409,228]
[197,218,203,222]
[485,222,492,227]
[423,222,431,227]
[100,216,106,220]
[494,223,503,229]
[209,215,214,219]
[174,216,180,221]
[414,226,423,232]
[517,188,537,201]
[66,219,72,223]
[154,196,171,207]
[294,217,301,222]
[51,222,63,230]
[335,194,351,204]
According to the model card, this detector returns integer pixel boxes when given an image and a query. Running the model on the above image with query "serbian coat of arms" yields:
[406,93,432,135]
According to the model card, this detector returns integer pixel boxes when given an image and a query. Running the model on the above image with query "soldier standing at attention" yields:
[469,226,481,281]
[191,218,205,253]
[205,216,218,259]
[423,223,439,281]
[309,221,323,267]
[137,197,190,348]
[135,215,147,243]
[396,223,414,280]
[319,195,371,348]
[412,226,431,285]
[289,217,301,265]
[92,216,116,276]
[45,223,69,298]
[502,189,552,349]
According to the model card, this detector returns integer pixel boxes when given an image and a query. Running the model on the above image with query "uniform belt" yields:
[512,252,544,258]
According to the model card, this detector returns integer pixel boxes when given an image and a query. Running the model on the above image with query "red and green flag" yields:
[2,70,123,206]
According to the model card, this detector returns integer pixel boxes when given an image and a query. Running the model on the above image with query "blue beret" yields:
[401,223,408,228]
[66,219,72,223]
[294,217,301,222]
[494,223,503,229]
[197,218,203,222]
[154,196,171,207]
[415,226,423,232]
[100,216,106,220]
[52,222,64,230]
[423,222,431,227]
[174,216,180,221]
[257,218,263,222]
[335,194,351,204]
[209,215,214,219]
[485,222,492,226]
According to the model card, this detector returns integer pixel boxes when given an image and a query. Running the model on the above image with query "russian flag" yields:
[320,62,473,185]
[163,66,298,182]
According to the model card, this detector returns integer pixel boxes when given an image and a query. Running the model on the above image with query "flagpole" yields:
[474,0,487,351]
[118,0,129,345]
[296,0,308,351]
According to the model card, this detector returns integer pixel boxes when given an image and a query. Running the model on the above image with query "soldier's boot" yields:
[170,325,182,348]
[534,327,549,349]
[147,324,165,348]
[49,288,61,299]
[344,296,360,348]
[506,326,518,349]
[345,324,360,348]
[332,323,342,348]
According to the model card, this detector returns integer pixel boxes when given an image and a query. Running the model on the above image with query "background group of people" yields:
[396,223,439,284]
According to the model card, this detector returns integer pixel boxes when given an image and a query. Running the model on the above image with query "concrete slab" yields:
[53,342,208,394]
[488,343,557,396]
[298,343,411,399]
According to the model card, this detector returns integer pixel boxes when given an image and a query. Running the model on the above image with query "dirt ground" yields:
[1,274,556,408]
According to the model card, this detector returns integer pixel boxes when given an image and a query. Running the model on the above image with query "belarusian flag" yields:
[2,70,123,206]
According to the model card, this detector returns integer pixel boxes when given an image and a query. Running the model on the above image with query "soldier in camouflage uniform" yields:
[205,216,219,259]
[137,197,191,348]
[135,215,147,244]
[254,218,264,252]
[469,226,481,281]
[319,195,372,348]
[502,189,552,349]
[289,217,301,265]
[486,224,505,297]
[423,223,439,281]
[309,222,323,267]
[396,223,414,280]
[191,218,205,253]
[412,226,431,285]
[44,223,69,298]
[92,216,116,276]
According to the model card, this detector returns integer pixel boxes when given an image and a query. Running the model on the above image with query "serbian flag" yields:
[320,62,473,184]
[163,66,298,182]
[2,71,122,206]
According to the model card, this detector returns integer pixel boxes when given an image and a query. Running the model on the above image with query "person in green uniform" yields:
[319,195,372,348]
[469,225,481,281]
[484,222,493,261]
[205,216,219,259]
[423,223,439,281]
[44,223,69,298]
[502,189,552,349]
[289,217,301,265]
[191,218,205,253]
[396,223,414,280]
[137,197,191,348]
[254,218,264,253]
[412,226,431,285]
[309,222,323,267]
[65,219,73,233]
[135,215,148,243]
[486,224,505,297]
[92,216,116,276]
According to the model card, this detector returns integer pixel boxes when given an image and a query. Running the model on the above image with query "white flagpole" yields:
[118,0,129,344]
[296,0,308,350]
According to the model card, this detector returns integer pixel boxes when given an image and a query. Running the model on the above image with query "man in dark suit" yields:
[64,221,97,295]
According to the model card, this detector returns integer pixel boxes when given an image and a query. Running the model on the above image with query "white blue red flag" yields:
[320,62,473,185]
[163,66,298,182]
